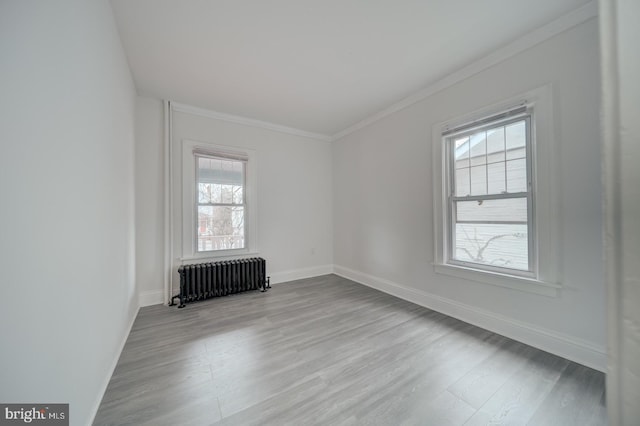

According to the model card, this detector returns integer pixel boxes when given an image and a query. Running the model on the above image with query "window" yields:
[432,87,560,296]
[445,107,534,276]
[196,154,246,252]
[180,140,257,259]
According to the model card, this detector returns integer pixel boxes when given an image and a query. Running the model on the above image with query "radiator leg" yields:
[175,293,186,308]
[261,276,271,292]
[170,295,186,308]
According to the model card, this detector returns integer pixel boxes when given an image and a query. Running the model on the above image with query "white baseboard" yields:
[139,289,165,307]
[89,303,139,424]
[333,264,606,372]
[270,264,334,285]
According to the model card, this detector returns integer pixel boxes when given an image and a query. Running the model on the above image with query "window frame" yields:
[444,112,536,278]
[431,86,561,297]
[194,152,247,253]
[181,139,258,261]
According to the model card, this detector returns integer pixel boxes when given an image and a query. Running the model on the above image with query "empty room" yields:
[1,0,638,425]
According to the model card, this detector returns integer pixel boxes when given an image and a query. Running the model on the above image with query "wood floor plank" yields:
[399,390,477,426]
[350,328,502,425]
[464,350,571,425]
[94,274,605,425]
[527,362,607,425]
[213,375,329,426]
[95,372,221,426]
[448,339,539,409]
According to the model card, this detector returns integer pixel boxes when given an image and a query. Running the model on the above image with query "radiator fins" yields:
[171,258,270,308]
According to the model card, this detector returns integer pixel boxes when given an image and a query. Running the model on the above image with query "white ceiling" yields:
[110,0,591,137]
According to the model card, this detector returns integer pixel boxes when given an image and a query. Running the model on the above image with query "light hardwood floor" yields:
[95,274,606,425]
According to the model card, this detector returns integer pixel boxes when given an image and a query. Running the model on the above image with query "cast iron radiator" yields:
[170,258,270,308]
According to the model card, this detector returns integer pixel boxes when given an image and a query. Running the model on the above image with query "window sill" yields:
[433,263,560,297]
[180,250,260,263]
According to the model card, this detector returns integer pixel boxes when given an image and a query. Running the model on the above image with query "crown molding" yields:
[170,102,333,142]
[332,0,598,141]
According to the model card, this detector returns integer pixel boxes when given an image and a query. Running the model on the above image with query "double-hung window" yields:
[444,106,534,276]
[180,139,257,262]
[195,153,247,252]
[434,87,560,296]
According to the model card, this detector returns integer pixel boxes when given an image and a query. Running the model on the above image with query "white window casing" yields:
[432,85,561,297]
[181,139,258,260]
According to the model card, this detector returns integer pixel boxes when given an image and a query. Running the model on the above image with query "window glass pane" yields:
[220,184,233,204]
[455,167,470,196]
[487,162,506,194]
[198,156,245,205]
[454,223,528,270]
[198,183,211,203]
[212,184,222,203]
[506,121,526,160]
[454,136,470,169]
[486,127,505,163]
[232,185,244,204]
[197,206,245,251]
[469,131,487,166]
[198,183,223,203]
[506,158,527,192]
[204,184,242,204]
[456,198,527,222]
[507,146,526,161]
[470,165,487,195]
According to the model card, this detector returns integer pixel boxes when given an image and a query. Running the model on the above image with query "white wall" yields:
[615,0,640,416]
[600,0,640,422]
[135,100,334,304]
[135,97,165,306]
[171,109,334,286]
[333,19,606,370]
[0,1,138,425]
